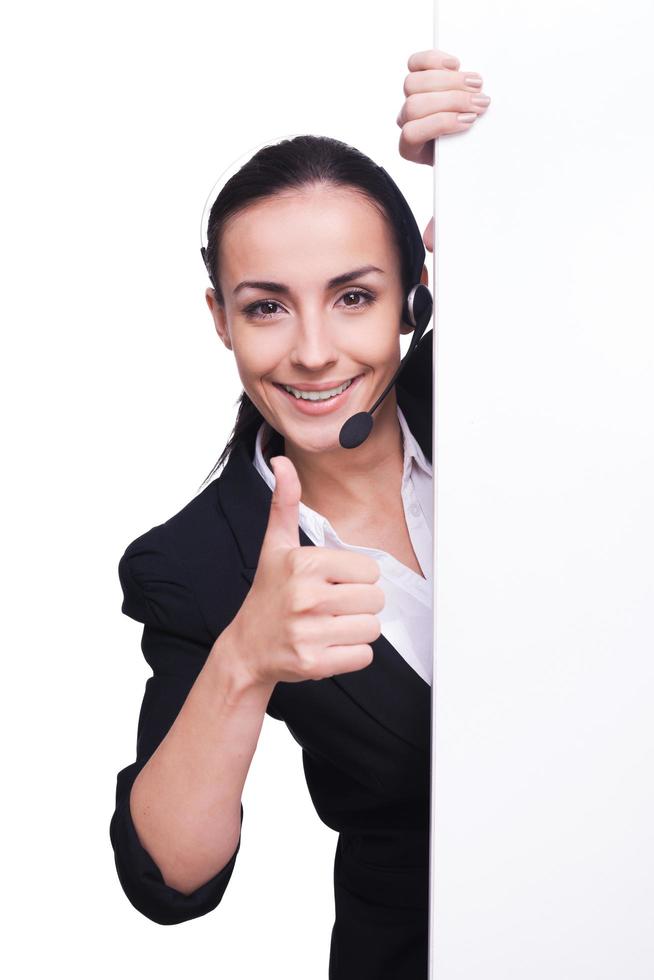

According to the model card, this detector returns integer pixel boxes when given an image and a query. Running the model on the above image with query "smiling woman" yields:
[110,133,435,979]
[207,182,416,467]
[199,135,431,476]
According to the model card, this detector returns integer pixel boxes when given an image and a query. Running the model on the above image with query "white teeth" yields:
[283,378,353,401]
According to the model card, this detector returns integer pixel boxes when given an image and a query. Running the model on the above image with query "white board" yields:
[430,2,654,976]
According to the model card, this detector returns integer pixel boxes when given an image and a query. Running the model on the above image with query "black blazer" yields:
[110,329,433,980]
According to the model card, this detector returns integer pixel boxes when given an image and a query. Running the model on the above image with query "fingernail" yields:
[464,74,483,88]
[457,113,478,123]
[443,56,459,69]
[471,94,491,106]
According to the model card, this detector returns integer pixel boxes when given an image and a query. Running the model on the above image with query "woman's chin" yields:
[283,424,347,456]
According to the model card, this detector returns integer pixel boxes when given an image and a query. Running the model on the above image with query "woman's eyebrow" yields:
[233,265,385,296]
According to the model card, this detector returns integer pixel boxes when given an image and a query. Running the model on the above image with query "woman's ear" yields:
[205,288,233,351]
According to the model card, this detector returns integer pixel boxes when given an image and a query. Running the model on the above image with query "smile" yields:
[283,379,352,400]
[273,374,364,415]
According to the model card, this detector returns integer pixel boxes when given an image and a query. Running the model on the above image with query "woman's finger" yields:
[398,111,480,163]
[404,68,483,97]
[397,89,490,127]
[423,217,434,254]
[398,137,435,166]
[407,49,461,72]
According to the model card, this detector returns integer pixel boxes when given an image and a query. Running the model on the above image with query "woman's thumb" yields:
[262,455,302,551]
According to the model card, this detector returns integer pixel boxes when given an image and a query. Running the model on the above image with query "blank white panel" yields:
[431,1,654,976]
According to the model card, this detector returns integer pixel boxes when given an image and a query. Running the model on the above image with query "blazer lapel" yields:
[217,330,433,752]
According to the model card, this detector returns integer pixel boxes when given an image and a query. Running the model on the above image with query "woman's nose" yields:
[289,312,338,369]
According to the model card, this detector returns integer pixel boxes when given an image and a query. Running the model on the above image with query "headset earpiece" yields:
[405,283,433,329]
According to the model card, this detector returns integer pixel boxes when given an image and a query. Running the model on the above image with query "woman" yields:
[109,49,489,980]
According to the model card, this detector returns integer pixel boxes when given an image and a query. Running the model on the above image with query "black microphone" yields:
[338,283,433,449]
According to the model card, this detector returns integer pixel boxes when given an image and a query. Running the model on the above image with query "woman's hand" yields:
[397,48,491,250]
[223,455,385,687]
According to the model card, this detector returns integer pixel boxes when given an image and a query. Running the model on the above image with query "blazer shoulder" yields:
[118,476,237,641]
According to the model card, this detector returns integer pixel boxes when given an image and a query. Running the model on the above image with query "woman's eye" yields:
[243,300,285,320]
[242,288,376,321]
[338,288,376,309]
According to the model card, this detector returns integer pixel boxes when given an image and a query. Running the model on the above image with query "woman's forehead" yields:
[219,185,399,284]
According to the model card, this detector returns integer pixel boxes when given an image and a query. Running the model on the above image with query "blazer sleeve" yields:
[109,529,243,925]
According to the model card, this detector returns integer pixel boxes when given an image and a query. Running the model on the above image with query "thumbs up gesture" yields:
[226,455,385,687]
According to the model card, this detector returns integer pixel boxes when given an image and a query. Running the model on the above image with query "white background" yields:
[432,1,654,976]
[5,2,651,977]
[1,2,435,978]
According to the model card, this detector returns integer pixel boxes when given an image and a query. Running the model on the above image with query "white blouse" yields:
[252,403,434,687]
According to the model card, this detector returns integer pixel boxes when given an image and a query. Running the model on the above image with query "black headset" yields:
[200,162,433,450]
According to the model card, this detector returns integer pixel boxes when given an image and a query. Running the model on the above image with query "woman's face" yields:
[206,183,420,455]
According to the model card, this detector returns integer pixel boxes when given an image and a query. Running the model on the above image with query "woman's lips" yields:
[273,373,364,416]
